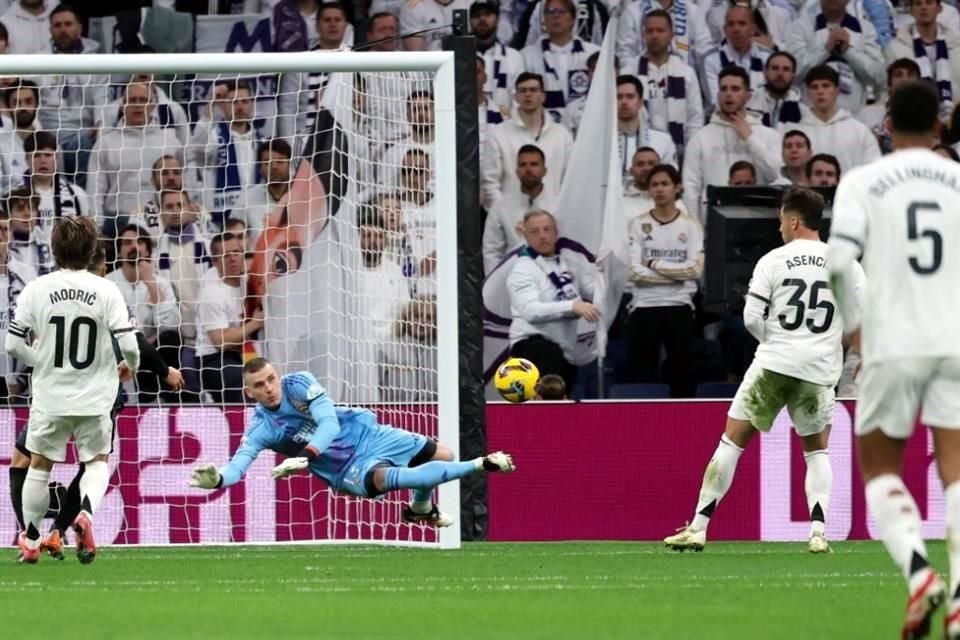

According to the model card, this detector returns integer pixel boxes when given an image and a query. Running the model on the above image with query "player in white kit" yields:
[664,187,864,554]
[827,81,960,640]
[4,217,139,565]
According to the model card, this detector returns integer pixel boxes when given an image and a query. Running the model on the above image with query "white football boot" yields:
[808,533,831,554]
[901,567,945,640]
[664,526,706,552]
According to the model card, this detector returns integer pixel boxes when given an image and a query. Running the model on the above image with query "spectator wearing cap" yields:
[473,0,525,120]
[482,144,559,273]
[0,0,53,55]
[792,64,880,173]
[806,152,841,186]
[682,66,781,223]
[700,5,772,113]
[482,72,573,210]
[772,129,813,185]
[885,0,960,121]
[521,0,600,123]
[855,58,920,154]
[785,0,885,114]
[622,10,704,157]
[616,0,713,65]
[617,75,677,176]
[746,51,804,129]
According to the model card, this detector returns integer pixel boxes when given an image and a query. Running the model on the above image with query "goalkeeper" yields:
[190,357,515,527]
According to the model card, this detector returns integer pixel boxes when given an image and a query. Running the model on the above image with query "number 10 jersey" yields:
[8,268,135,416]
[746,238,864,387]
[830,148,960,365]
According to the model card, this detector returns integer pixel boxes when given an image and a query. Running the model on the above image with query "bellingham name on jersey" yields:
[217,371,379,490]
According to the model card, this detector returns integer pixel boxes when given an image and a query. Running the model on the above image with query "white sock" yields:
[804,450,832,537]
[22,468,51,548]
[866,474,929,587]
[78,460,110,516]
[946,482,960,601]
[690,435,743,532]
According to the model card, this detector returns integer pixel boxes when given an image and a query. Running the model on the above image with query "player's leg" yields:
[9,446,30,532]
[857,359,945,639]
[790,380,835,553]
[406,441,454,518]
[69,414,115,564]
[665,363,783,551]
[922,358,960,639]
[18,410,71,563]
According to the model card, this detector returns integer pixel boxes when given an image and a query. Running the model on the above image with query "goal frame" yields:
[2,51,462,549]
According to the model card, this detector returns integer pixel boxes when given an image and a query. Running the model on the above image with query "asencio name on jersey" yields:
[785,254,826,270]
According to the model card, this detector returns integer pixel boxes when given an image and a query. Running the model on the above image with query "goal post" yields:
[0,51,463,549]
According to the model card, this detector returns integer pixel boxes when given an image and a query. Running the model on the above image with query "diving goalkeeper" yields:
[190,357,515,527]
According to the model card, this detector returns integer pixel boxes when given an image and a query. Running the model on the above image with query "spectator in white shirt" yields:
[191,79,261,228]
[701,5,772,112]
[483,143,559,273]
[0,0,52,55]
[617,0,714,65]
[705,0,794,52]
[196,232,262,404]
[87,79,180,234]
[785,0,885,114]
[521,0,600,122]
[355,207,410,403]
[682,66,782,222]
[474,0,525,118]
[793,64,881,172]
[773,129,813,185]
[237,138,292,244]
[623,146,661,217]
[885,0,960,121]
[622,9,704,157]
[728,160,758,185]
[805,152,841,186]
[617,74,678,176]
[378,90,437,190]
[0,81,40,193]
[398,148,436,296]
[482,72,574,209]
[22,131,90,233]
[402,0,484,51]
[109,224,183,402]
[97,74,191,147]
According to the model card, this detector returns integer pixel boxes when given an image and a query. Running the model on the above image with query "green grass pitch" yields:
[0,541,940,639]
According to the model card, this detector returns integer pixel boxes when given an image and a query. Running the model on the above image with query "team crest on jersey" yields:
[678,232,687,243]
[641,223,652,235]
[569,70,590,98]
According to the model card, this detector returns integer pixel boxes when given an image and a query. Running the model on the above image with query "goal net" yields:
[0,52,461,548]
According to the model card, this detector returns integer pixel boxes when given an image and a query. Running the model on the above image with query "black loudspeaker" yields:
[703,186,834,313]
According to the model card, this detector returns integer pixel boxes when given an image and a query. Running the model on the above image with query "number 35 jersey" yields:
[831,148,960,364]
[8,268,135,416]
[747,238,865,387]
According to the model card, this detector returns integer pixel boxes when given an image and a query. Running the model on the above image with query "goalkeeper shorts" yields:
[338,424,436,498]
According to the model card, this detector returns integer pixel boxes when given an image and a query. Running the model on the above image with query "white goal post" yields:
[0,51,462,549]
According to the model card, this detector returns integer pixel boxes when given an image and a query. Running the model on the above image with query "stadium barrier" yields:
[0,401,940,544]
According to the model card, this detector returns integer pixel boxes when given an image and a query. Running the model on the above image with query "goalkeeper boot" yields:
[664,525,706,552]
[483,451,516,473]
[72,512,97,565]
[402,504,455,528]
[40,529,65,561]
[944,600,960,640]
[902,567,945,640]
[808,533,831,554]
[17,532,39,565]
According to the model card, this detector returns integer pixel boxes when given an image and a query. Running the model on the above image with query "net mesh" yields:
[0,62,448,546]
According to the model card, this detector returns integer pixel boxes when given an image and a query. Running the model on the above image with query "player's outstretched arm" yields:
[191,430,268,489]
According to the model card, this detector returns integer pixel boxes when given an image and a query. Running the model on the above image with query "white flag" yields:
[482,3,627,390]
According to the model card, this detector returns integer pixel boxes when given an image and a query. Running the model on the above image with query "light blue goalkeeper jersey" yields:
[217,371,379,491]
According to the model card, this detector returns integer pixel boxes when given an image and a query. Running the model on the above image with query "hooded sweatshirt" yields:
[793,106,881,173]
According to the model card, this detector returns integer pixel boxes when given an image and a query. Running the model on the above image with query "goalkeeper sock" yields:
[866,474,929,587]
[22,467,51,546]
[54,463,85,534]
[945,482,960,600]
[803,449,832,538]
[690,435,743,532]
[411,488,434,513]
[78,460,110,516]
[8,466,26,530]
[383,460,478,492]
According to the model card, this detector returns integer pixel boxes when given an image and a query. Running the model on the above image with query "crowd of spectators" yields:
[0,0,957,403]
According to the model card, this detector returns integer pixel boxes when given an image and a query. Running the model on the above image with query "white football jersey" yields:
[747,238,864,386]
[830,148,960,364]
[7,269,137,416]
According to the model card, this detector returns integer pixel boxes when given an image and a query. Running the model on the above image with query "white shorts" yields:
[855,357,960,439]
[25,409,114,463]
[728,361,835,437]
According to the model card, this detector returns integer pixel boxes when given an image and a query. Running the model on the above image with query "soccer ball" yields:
[494,357,540,403]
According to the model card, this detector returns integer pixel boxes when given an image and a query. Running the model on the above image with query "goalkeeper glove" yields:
[271,457,309,480]
[190,463,222,489]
